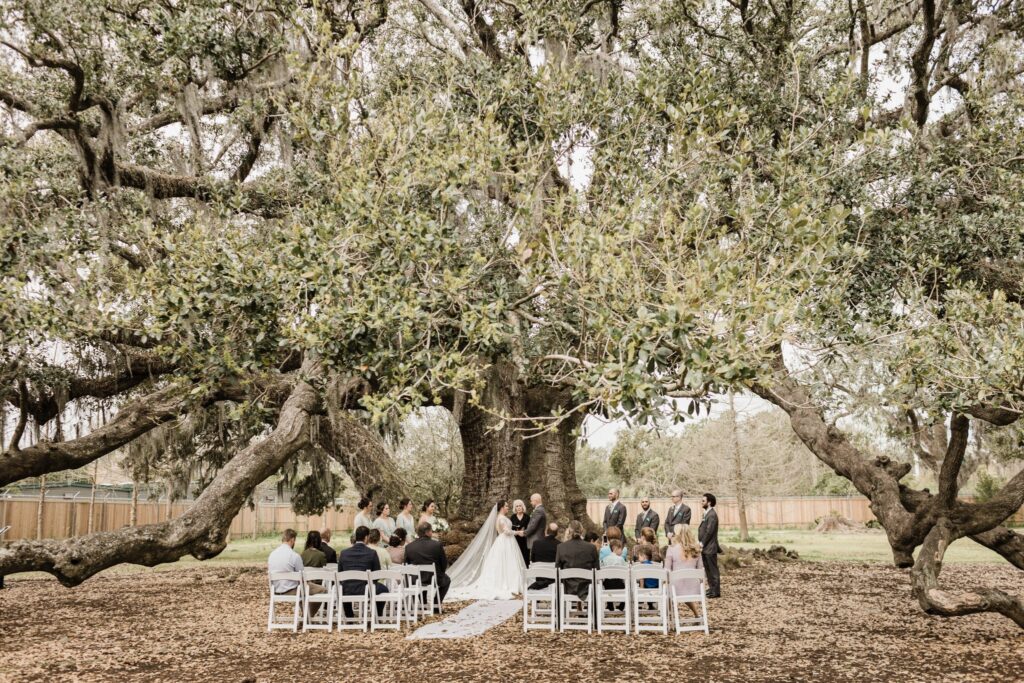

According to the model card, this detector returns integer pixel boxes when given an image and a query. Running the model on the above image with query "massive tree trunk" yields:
[450,362,595,553]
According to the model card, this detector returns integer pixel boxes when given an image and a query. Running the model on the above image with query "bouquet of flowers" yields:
[431,517,450,534]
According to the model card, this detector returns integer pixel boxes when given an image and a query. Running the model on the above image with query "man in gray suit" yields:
[664,489,691,543]
[603,488,627,535]
[522,493,546,554]
[698,492,721,598]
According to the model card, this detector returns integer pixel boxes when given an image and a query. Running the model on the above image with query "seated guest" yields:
[301,530,326,568]
[528,523,560,590]
[601,539,628,568]
[664,524,704,618]
[585,530,602,554]
[600,538,628,610]
[338,525,385,617]
[366,528,391,568]
[319,527,337,565]
[404,521,451,606]
[555,520,599,601]
[632,526,662,563]
[387,532,406,565]
[637,545,658,588]
[599,526,624,563]
[373,501,397,539]
[268,528,326,612]
[353,497,374,531]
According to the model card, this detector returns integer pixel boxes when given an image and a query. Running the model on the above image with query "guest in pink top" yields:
[663,523,704,618]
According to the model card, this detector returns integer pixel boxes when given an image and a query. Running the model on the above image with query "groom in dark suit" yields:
[522,493,546,555]
[698,493,721,598]
[404,522,451,606]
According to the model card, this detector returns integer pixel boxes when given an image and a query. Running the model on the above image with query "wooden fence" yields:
[1,495,1021,542]
[0,497,357,542]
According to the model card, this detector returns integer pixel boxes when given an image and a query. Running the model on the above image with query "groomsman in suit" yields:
[603,488,627,535]
[698,493,721,598]
[522,493,546,554]
[634,498,660,539]
[338,525,384,616]
[404,521,451,606]
[664,489,691,544]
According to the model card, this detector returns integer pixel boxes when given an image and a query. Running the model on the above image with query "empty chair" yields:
[369,569,405,631]
[669,568,709,635]
[336,570,371,631]
[301,568,336,632]
[398,564,423,625]
[522,565,558,633]
[595,567,630,634]
[558,568,594,633]
[631,566,669,635]
[409,563,443,616]
[267,571,303,632]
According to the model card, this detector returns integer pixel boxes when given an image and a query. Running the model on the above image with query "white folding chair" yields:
[523,565,558,632]
[530,561,555,568]
[398,565,423,625]
[336,570,371,631]
[558,568,594,633]
[595,567,631,634]
[301,568,336,631]
[267,571,303,632]
[669,568,709,634]
[631,566,669,634]
[369,569,405,631]
[410,564,443,615]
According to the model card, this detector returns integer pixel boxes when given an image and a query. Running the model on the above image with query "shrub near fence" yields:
[1,495,1021,542]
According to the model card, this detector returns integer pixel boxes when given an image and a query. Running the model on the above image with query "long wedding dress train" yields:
[446,505,526,601]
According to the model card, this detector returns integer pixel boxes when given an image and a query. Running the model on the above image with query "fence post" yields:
[252,500,259,541]
[36,475,46,539]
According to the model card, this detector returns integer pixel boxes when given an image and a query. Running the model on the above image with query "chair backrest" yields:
[409,563,437,585]
[336,570,370,583]
[631,566,668,588]
[668,568,706,583]
[559,568,594,582]
[303,568,336,583]
[595,567,629,583]
[369,569,404,584]
[525,565,558,581]
[269,570,302,583]
[531,561,555,568]
[398,565,422,583]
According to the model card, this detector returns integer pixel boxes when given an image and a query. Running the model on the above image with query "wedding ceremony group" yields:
[266,490,721,635]
[3,0,1024,680]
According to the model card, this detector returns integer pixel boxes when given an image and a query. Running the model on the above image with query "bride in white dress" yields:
[446,500,526,600]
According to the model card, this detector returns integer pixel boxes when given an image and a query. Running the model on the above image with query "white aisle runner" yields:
[406,599,520,640]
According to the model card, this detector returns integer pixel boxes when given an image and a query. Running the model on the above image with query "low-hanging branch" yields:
[0,381,244,487]
[0,360,321,586]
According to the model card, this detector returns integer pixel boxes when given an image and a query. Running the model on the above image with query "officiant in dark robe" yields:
[510,499,531,566]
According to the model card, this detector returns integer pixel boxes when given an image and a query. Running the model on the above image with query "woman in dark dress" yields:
[510,499,531,566]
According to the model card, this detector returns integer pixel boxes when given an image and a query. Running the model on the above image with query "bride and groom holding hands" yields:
[446,494,547,601]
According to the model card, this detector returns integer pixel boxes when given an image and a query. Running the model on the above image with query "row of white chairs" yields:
[523,563,709,635]
[267,565,443,633]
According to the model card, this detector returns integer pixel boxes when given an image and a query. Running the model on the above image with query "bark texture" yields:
[455,361,595,534]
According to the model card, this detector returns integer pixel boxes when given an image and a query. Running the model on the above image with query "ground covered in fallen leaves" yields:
[2,561,1021,682]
